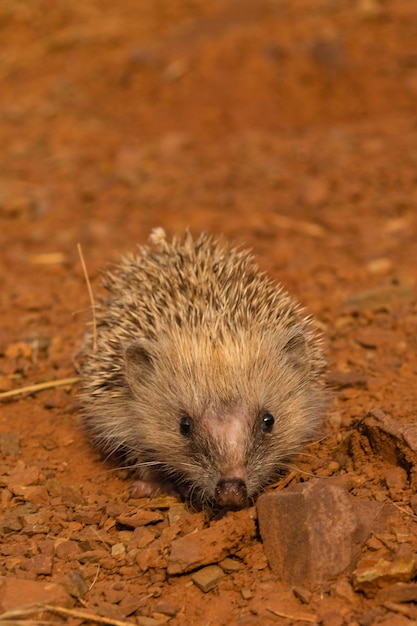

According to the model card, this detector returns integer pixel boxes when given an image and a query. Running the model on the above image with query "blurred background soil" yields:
[1,1,417,625]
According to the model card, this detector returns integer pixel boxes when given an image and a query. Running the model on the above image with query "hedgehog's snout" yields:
[215,477,248,509]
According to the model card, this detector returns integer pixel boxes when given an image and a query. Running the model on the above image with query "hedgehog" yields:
[80,228,326,509]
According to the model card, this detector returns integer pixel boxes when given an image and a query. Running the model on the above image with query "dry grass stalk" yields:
[77,243,97,354]
[0,377,80,401]
[0,604,136,626]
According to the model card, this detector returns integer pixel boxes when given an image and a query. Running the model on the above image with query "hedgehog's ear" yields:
[125,342,154,388]
[282,333,308,372]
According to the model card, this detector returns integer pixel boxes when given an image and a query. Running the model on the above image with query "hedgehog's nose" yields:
[215,478,248,509]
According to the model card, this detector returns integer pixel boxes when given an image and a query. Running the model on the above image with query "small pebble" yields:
[292,585,312,604]
[117,509,164,528]
[241,587,253,600]
[111,543,126,557]
[220,557,241,572]
[167,503,188,525]
[153,601,179,617]
[191,565,225,593]
[21,555,53,575]
[64,570,89,599]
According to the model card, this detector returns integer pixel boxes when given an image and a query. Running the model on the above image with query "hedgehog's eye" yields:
[179,415,193,437]
[261,412,274,433]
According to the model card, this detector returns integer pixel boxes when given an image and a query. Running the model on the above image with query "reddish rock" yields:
[191,565,225,592]
[7,465,40,494]
[17,485,49,504]
[72,508,102,524]
[251,589,318,624]
[376,581,417,603]
[167,509,256,575]
[119,593,147,616]
[356,409,417,487]
[64,570,89,599]
[136,539,168,572]
[0,577,71,612]
[257,479,393,586]
[131,526,157,549]
[353,546,417,597]
[153,600,179,616]
[55,539,82,559]
[117,509,164,528]
[21,554,54,575]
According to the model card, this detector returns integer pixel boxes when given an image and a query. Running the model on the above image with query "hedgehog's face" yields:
[124,327,325,509]
[173,403,281,508]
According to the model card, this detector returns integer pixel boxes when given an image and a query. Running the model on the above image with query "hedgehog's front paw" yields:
[129,479,182,500]
[130,480,160,498]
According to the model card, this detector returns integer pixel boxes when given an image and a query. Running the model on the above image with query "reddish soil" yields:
[1,1,417,625]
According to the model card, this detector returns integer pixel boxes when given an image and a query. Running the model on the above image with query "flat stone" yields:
[333,579,357,603]
[353,547,417,597]
[64,570,89,599]
[131,526,156,549]
[240,587,253,600]
[252,589,318,623]
[7,466,40,493]
[167,509,256,575]
[135,539,167,572]
[0,577,71,612]
[191,565,225,592]
[119,594,148,616]
[17,485,49,504]
[153,600,179,617]
[21,554,53,575]
[111,542,126,557]
[117,509,164,528]
[55,539,82,560]
[167,503,188,526]
[219,557,241,572]
[376,581,417,604]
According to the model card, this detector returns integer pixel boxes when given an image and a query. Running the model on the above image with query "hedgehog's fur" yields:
[81,228,326,508]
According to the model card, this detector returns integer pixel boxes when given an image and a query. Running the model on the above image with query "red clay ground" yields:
[1,1,417,625]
